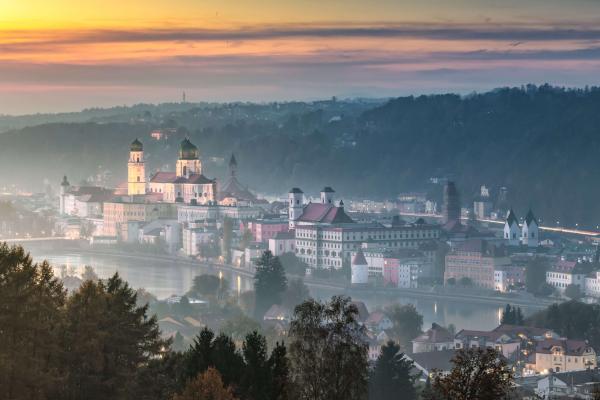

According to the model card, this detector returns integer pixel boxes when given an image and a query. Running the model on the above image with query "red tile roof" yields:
[297,203,354,224]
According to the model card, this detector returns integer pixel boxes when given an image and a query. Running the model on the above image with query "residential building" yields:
[382,248,427,288]
[454,329,521,358]
[585,271,600,298]
[102,198,175,238]
[535,370,600,399]
[248,219,289,242]
[412,323,454,353]
[365,311,393,332]
[494,265,525,292]
[529,339,597,373]
[444,239,511,289]
[546,260,585,293]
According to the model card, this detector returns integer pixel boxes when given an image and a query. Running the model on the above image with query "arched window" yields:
[136,157,140,162]
[183,166,187,176]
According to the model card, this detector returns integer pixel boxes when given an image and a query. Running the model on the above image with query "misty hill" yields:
[1,85,600,227]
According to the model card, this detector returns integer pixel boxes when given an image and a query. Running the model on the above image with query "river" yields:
[29,249,540,331]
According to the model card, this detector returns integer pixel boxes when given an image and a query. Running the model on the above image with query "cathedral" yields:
[128,138,217,204]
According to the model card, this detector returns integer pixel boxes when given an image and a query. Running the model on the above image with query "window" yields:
[183,166,187,176]
[137,176,140,182]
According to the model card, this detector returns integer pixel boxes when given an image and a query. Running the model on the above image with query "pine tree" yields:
[269,342,290,400]
[241,331,271,400]
[253,251,287,319]
[62,273,167,400]
[0,244,66,400]
[369,341,416,400]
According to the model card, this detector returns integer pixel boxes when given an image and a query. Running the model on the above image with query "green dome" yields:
[130,138,143,151]
[179,138,199,160]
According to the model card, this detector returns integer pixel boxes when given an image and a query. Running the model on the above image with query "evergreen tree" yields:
[62,273,166,400]
[253,251,287,319]
[212,333,244,389]
[369,341,416,400]
[185,327,215,381]
[0,244,66,400]
[241,331,271,400]
[269,342,290,400]
[132,351,187,400]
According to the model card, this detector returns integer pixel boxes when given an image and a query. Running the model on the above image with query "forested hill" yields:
[1,85,600,227]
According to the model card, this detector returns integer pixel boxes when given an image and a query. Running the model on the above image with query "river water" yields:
[29,249,538,331]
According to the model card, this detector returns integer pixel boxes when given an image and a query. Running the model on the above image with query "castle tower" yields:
[127,139,146,195]
[176,138,201,178]
[351,249,369,285]
[288,188,304,229]
[504,208,520,246]
[59,175,70,215]
[443,181,461,224]
[320,187,335,204]
[522,209,539,247]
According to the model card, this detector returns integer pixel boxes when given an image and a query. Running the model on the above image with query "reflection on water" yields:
[31,251,532,332]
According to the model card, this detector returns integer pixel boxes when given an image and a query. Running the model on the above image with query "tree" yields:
[62,273,167,400]
[81,265,99,282]
[288,296,368,400]
[279,252,308,276]
[174,367,238,400]
[565,284,583,300]
[525,257,550,294]
[427,348,513,400]
[269,342,290,400]
[184,328,244,389]
[369,341,416,400]
[221,314,262,342]
[459,277,473,287]
[240,229,254,250]
[283,278,310,310]
[253,251,287,319]
[385,304,423,347]
[132,351,186,400]
[0,244,66,400]
[222,218,233,263]
[241,331,271,400]
[191,274,228,300]
[501,304,524,325]
[525,300,600,350]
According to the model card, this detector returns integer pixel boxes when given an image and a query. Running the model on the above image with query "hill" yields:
[1,85,600,227]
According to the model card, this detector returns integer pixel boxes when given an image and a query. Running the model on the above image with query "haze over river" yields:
[30,248,540,331]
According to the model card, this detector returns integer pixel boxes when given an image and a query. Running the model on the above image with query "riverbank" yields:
[31,245,555,311]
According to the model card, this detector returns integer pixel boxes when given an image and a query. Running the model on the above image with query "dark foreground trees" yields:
[369,341,416,400]
[426,348,513,400]
[0,243,167,400]
[288,296,369,400]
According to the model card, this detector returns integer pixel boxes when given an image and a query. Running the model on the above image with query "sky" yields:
[3,0,600,114]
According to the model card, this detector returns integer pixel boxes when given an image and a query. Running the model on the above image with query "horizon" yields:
[0,82,594,117]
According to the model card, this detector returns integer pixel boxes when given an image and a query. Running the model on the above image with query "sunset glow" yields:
[2,0,600,113]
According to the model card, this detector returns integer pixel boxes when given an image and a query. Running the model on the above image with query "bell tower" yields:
[128,138,146,195]
[176,138,201,178]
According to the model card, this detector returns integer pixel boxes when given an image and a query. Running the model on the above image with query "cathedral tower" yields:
[128,138,146,195]
[176,138,201,178]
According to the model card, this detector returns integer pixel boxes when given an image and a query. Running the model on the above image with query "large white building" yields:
[290,187,441,270]
[545,260,585,293]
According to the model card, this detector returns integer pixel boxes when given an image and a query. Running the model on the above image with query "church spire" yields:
[229,153,238,177]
